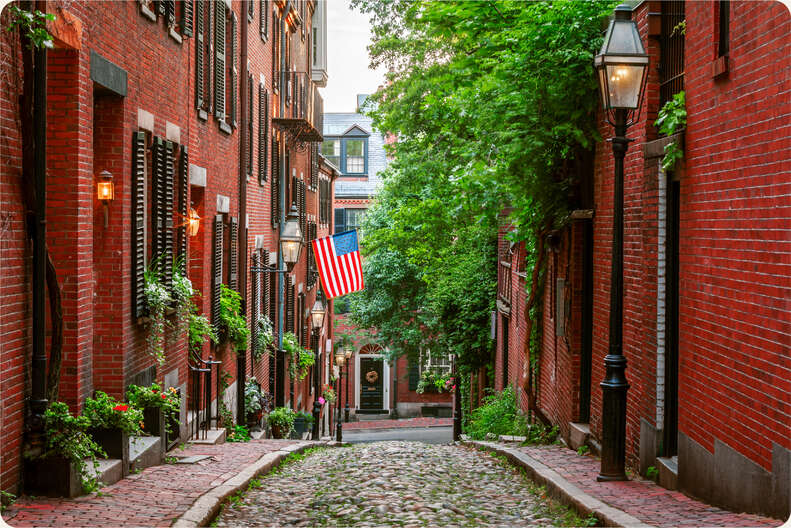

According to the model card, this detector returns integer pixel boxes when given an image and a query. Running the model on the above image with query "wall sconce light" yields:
[97,170,114,228]
[187,208,201,237]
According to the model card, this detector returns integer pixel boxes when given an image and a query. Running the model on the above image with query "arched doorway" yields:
[355,344,389,414]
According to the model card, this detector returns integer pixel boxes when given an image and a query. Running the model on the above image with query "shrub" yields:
[268,407,295,437]
[83,391,143,436]
[465,386,528,440]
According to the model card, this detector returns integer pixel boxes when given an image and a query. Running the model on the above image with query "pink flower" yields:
[318,397,326,405]
[452,385,457,391]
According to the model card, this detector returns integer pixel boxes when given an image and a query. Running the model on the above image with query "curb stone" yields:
[172,441,330,527]
[464,440,654,528]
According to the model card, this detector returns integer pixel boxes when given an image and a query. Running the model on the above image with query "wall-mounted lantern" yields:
[187,207,201,237]
[97,170,114,228]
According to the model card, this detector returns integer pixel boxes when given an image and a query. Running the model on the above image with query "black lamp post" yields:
[593,4,649,482]
[334,347,345,442]
[344,346,353,422]
[310,296,326,440]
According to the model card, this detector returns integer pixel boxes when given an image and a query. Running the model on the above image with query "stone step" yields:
[657,455,678,490]
[189,428,226,445]
[568,422,591,450]
[129,435,163,473]
[85,458,123,487]
[355,413,390,421]
[250,429,266,440]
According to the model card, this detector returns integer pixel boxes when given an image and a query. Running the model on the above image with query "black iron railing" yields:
[274,71,323,143]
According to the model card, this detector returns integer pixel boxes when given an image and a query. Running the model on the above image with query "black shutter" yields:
[214,0,226,121]
[271,137,279,228]
[267,251,277,334]
[162,141,175,290]
[166,0,175,27]
[178,147,189,269]
[251,252,260,355]
[408,360,419,391]
[181,0,193,37]
[151,137,164,258]
[229,216,238,291]
[195,0,204,109]
[286,276,294,334]
[307,222,316,289]
[310,143,318,190]
[230,11,238,129]
[248,0,253,20]
[260,0,268,41]
[334,208,346,234]
[159,0,166,17]
[258,85,267,184]
[212,214,224,328]
[247,73,254,175]
[132,131,147,319]
[298,180,306,241]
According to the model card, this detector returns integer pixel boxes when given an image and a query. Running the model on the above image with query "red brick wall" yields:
[394,355,452,405]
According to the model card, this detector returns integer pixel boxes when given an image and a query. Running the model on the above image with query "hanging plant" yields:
[252,315,274,361]
[144,257,172,366]
[171,255,194,324]
[220,284,249,351]
[282,332,314,380]
[655,91,687,172]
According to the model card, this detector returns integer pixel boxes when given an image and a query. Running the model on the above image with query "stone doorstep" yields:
[568,422,591,451]
[189,428,227,445]
[129,435,163,473]
[250,429,266,440]
[657,455,678,491]
[85,458,123,487]
[498,435,527,442]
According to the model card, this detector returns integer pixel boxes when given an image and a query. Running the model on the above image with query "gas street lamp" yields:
[334,348,346,442]
[344,346,354,422]
[310,296,326,440]
[279,203,303,272]
[593,3,648,482]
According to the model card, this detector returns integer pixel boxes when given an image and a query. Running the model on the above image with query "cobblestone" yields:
[215,441,582,527]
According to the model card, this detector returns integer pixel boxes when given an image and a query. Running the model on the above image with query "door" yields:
[359,357,384,410]
[663,177,680,456]
[501,316,509,389]
[579,219,594,423]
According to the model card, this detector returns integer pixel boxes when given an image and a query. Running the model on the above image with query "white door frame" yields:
[355,353,389,412]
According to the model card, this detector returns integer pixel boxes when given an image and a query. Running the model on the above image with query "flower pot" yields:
[88,428,129,474]
[271,423,291,439]
[24,455,83,497]
[291,416,307,439]
[143,406,166,437]
[246,410,263,430]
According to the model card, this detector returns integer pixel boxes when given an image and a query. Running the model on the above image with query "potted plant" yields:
[244,380,265,429]
[416,370,453,394]
[220,284,249,352]
[321,384,337,405]
[291,410,314,439]
[267,407,295,439]
[126,383,180,440]
[24,402,106,497]
[83,391,143,471]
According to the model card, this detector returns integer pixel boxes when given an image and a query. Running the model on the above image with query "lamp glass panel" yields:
[604,64,645,109]
[605,19,644,55]
[280,239,301,264]
[311,309,324,329]
[97,181,114,201]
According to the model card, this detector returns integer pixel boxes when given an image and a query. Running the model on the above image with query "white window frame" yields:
[419,349,452,376]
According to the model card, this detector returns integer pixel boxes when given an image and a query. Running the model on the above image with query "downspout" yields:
[30,2,49,425]
[276,10,287,408]
[237,0,249,423]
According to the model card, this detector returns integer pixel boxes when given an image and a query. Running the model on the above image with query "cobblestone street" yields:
[214,441,588,527]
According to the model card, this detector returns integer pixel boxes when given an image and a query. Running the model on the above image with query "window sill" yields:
[219,121,232,135]
[198,109,208,121]
[168,27,183,45]
[140,4,156,22]
[711,55,729,79]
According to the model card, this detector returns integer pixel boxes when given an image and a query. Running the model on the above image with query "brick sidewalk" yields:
[2,439,301,527]
[515,443,783,528]
[344,417,451,431]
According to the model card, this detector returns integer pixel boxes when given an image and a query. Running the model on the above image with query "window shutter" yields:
[151,137,164,258]
[181,0,193,37]
[247,73,253,175]
[229,216,238,291]
[162,140,175,291]
[298,180,306,241]
[178,146,189,269]
[266,251,277,334]
[212,214,224,328]
[132,131,147,319]
[159,0,166,17]
[310,144,318,190]
[260,0,268,40]
[195,0,205,109]
[251,252,260,355]
[334,208,346,234]
[248,0,253,20]
[286,276,294,334]
[271,137,279,228]
[258,85,267,184]
[408,360,419,391]
[307,222,316,289]
[230,11,238,129]
[214,0,226,121]
[262,250,270,326]
[166,0,175,27]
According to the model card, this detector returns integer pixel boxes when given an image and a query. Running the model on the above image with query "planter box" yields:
[291,417,306,439]
[271,423,291,439]
[24,455,82,498]
[89,428,129,475]
[143,406,166,438]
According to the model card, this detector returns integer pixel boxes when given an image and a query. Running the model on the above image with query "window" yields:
[717,1,729,58]
[312,27,317,66]
[345,139,365,173]
[321,139,340,167]
[346,208,365,233]
[419,349,452,376]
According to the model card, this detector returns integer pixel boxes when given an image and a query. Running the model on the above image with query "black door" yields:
[359,357,384,410]
[579,219,594,423]
[501,316,509,389]
[663,177,680,456]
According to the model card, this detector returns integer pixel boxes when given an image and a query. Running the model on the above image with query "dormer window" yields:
[345,139,365,173]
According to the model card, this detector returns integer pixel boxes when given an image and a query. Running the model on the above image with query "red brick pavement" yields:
[343,417,451,431]
[2,439,300,527]
[515,444,784,528]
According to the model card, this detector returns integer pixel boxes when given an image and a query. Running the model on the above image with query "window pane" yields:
[321,140,340,167]
[346,139,363,156]
[346,156,364,173]
[346,209,366,230]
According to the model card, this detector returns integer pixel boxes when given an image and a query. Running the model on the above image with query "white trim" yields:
[355,353,389,412]
[656,161,667,428]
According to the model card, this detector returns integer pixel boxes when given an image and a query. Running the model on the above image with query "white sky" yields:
[321,0,387,113]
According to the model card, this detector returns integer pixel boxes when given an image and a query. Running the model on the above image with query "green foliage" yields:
[33,402,106,492]
[252,315,274,361]
[126,383,180,435]
[645,465,659,481]
[220,284,249,351]
[172,256,195,322]
[282,332,314,380]
[525,423,560,445]
[244,380,264,416]
[465,386,528,440]
[143,257,172,365]
[655,91,687,171]
[226,424,251,443]
[188,309,218,352]
[267,407,296,437]
[577,445,590,456]
[416,370,454,394]
[83,391,143,436]
[295,410,314,425]
[0,489,15,513]
[5,5,55,49]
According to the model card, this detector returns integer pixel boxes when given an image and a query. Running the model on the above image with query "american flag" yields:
[311,230,365,299]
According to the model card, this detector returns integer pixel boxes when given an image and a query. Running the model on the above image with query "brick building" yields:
[324,98,453,420]
[0,0,331,496]
[494,0,789,519]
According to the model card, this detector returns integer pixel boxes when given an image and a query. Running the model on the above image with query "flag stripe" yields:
[311,231,364,299]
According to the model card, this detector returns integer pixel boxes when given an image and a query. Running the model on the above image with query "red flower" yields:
[161,393,167,399]
[152,388,158,393]
[113,404,129,412]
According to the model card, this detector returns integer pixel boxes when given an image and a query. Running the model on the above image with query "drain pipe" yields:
[237,0,250,424]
